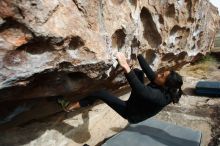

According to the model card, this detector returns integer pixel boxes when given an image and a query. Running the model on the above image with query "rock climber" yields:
[58,52,183,124]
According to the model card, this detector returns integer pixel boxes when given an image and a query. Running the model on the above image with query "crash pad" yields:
[195,81,220,96]
[102,118,202,146]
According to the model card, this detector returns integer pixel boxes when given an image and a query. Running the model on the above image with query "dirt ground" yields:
[0,56,220,146]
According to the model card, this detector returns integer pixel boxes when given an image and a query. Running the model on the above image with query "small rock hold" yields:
[0,17,5,26]
[50,37,64,46]
[3,50,27,67]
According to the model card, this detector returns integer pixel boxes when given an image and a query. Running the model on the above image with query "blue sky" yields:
[210,0,220,14]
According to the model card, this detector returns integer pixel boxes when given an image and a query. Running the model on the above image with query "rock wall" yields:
[0,0,219,103]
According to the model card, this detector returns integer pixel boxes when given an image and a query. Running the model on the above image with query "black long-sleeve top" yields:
[125,54,171,124]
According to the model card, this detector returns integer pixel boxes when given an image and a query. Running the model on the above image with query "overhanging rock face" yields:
[0,0,219,102]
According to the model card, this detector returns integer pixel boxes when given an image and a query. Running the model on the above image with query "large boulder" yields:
[0,0,219,102]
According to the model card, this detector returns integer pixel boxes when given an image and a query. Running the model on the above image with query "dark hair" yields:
[165,70,183,104]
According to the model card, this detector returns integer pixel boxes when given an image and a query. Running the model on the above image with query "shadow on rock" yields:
[55,109,91,143]
[0,98,92,146]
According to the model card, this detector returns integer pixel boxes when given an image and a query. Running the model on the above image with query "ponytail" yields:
[165,71,183,104]
[168,87,183,103]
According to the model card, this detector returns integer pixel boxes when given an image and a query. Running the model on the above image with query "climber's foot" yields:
[57,97,81,112]
[64,101,81,112]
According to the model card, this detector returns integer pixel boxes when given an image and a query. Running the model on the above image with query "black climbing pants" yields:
[79,68,144,120]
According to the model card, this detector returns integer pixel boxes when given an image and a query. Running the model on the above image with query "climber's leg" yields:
[67,89,128,119]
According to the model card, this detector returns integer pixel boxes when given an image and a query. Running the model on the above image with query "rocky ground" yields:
[0,55,220,146]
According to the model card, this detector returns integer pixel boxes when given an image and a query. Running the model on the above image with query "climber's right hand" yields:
[116,52,131,73]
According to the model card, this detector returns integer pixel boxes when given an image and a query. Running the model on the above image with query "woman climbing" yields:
[58,52,183,124]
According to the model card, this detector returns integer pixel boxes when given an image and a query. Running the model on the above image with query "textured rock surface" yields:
[0,0,219,125]
[0,0,219,101]
[212,31,220,52]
